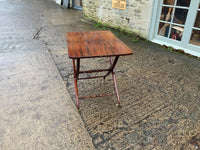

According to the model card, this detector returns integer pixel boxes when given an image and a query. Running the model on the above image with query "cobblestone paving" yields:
[32,1,200,150]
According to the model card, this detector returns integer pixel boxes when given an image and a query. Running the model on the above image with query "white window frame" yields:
[149,0,200,57]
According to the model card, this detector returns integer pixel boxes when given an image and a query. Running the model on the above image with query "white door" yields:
[150,0,200,57]
[63,0,69,8]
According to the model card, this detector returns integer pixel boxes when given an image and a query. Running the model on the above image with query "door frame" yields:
[149,0,200,57]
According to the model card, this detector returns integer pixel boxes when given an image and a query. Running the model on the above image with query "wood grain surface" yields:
[66,31,133,58]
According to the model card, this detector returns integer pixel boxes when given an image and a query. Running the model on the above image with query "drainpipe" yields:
[68,0,70,8]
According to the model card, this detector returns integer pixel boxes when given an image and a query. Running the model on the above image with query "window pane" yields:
[163,0,175,5]
[170,26,184,41]
[160,7,173,22]
[173,8,188,25]
[191,11,200,46]
[190,29,200,46]
[177,0,191,7]
[158,22,170,37]
[194,11,200,28]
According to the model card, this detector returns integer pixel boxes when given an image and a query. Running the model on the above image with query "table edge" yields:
[68,53,133,59]
[66,30,133,59]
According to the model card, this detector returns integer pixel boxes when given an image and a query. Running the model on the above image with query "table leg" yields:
[110,57,120,105]
[72,59,80,110]
[104,56,119,79]
[72,57,120,109]
[76,58,80,78]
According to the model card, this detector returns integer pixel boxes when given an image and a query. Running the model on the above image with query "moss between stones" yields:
[82,14,146,43]
[162,45,200,60]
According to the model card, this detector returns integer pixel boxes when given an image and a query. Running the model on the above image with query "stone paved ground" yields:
[1,0,200,149]
[37,4,200,150]
[0,0,94,149]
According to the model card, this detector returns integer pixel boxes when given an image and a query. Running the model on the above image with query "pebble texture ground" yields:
[0,0,94,149]
[37,7,200,150]
[1,0,200,149]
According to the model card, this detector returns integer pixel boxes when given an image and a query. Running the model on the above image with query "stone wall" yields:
[83,0,154,38]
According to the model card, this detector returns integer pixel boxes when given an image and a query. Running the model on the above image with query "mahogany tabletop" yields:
[66,30,133,59]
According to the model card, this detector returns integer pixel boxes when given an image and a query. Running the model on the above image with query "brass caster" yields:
[77,109,81,114]
[116,103,122,108]
[103,77,106,83]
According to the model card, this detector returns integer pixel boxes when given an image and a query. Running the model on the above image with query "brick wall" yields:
[83,0,154,38]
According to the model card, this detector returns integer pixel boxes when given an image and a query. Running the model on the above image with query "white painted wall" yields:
[56,0,62,5]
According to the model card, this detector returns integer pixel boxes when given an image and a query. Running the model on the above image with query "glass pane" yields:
[194,11,200,28]
[170,25,184,41]
[190,29,200,46]
[158,22,170,37]
[163,0,175,5]
[177,0,191,7]
[173,8,188,25]
[160,7,174,22]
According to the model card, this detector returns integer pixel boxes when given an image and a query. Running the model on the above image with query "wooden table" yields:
[66,31,133,110]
